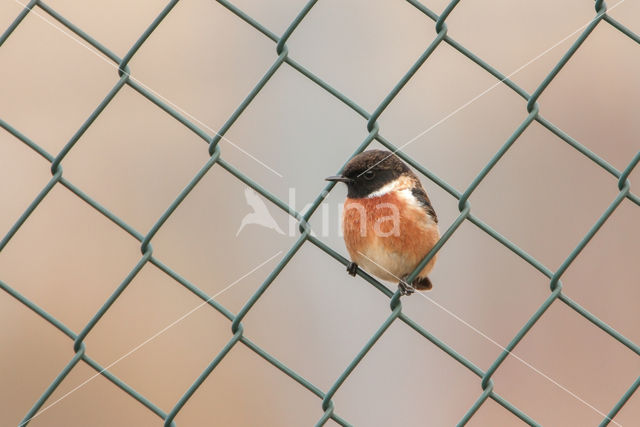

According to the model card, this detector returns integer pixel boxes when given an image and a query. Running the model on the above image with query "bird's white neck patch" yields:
[367,178,404,198]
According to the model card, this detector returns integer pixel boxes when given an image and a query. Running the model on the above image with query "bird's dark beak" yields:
[325,175,353,184]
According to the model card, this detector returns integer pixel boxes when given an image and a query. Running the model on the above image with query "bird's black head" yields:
[326,150,412,198]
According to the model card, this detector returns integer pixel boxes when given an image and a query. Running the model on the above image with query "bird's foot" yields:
[398,281,415,296]
[346,262,358,276]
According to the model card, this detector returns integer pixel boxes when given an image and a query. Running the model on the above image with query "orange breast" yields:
[343,193,439,280]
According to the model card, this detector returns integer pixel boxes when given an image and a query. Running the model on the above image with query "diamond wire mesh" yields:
[1,0,639,425]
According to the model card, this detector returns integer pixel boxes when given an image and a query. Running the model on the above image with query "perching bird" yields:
[236,187,284,236]
[326,150,440,295]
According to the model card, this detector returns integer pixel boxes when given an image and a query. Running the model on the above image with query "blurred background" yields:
[1,0,639,425]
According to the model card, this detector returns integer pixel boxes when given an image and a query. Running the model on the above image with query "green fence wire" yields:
[1,0,639,425]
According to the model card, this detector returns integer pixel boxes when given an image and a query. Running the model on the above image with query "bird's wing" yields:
[411,186,438,223]
[244,187,260,205]
[244,188,284,233]
[245,188,270,213]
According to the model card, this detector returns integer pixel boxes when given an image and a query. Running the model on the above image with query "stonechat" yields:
[326,149,440,295]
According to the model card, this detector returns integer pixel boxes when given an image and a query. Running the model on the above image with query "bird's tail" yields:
[413,276,433,290]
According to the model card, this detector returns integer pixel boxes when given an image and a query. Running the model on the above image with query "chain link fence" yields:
[1,0,639,425]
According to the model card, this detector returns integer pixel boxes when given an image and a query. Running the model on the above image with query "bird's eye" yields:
[362,170,375,180]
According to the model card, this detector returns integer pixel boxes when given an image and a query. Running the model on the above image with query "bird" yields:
[326,149,440,295]
[236,187,285,236]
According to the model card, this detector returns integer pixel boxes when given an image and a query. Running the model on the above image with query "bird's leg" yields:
[398,281,415,296]
[346,262,358,276]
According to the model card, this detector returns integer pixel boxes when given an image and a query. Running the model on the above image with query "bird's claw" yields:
[346,262,358,276]
[398,281,415,296]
